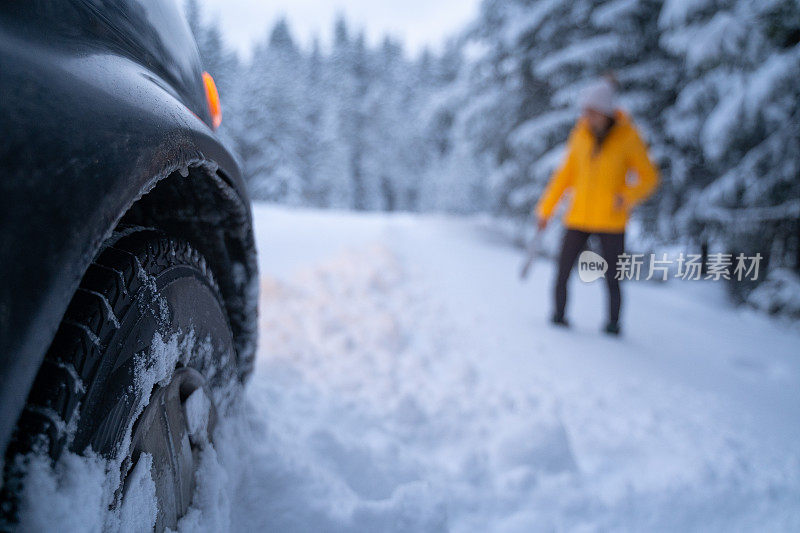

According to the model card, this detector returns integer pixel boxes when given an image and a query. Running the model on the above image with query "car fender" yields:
[0,32,255,456]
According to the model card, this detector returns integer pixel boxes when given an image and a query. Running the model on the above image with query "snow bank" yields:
[748,268,800,319]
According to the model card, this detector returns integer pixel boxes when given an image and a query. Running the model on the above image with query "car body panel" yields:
[0,0,254,456]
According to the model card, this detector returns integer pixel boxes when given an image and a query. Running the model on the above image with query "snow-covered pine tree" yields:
[302,38,338,208]
[360,38,435,212]
[361,38,406,211]
[660,0,800,289]
[325,19,369,210]
[418,39,491,214]
[231,19,313,203]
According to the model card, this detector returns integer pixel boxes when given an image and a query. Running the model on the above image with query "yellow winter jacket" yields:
[535,111,659,234]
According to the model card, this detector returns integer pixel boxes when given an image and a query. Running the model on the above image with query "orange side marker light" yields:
[202,71,222,130]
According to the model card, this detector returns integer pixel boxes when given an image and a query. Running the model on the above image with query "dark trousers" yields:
[555,229,625,324]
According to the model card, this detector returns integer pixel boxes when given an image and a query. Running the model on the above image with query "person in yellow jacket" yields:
[535,78,659,335]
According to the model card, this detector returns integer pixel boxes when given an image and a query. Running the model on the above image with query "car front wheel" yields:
[2,229,239,530]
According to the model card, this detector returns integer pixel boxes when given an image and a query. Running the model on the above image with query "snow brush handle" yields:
[519,230,543,281]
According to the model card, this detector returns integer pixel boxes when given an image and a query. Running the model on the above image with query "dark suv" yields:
[0,0,257,528]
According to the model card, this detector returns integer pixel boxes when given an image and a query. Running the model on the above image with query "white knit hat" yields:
[580,79,617,117]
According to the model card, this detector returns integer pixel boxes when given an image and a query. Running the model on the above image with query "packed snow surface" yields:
[18,204,800,531]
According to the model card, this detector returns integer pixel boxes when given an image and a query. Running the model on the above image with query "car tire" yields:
[2,229,239,530]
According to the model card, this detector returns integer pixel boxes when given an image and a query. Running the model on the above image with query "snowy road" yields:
[230,204,800,532]
[18,204,800,532]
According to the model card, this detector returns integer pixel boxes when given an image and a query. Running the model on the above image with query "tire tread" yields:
[3,229,222,476]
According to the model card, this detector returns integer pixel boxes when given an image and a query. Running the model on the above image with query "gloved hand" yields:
[537,217,549,231]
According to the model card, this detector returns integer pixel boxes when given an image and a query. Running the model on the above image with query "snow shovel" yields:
[519,229,543,280]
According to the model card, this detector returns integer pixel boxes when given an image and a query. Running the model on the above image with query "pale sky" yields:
[198,0,481,59]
